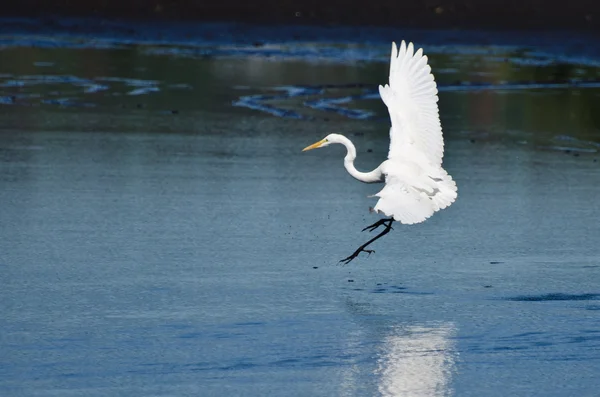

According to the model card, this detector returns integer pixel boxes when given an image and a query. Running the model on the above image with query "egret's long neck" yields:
[338,135,383,184]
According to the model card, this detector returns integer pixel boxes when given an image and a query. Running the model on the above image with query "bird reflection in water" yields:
[376,323,457,397]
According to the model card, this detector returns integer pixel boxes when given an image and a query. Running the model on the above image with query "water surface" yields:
[1,24,600,396]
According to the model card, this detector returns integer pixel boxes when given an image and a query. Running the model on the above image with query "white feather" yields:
[374,41,457,224]
[302,41,457,227]
[380,41,443,166]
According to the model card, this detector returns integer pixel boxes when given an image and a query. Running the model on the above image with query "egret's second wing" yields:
[372,178,435,225]
[379,41,443,167]
[372,162,457,224]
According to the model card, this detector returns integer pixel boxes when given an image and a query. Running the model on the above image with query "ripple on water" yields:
[503,293,600,302]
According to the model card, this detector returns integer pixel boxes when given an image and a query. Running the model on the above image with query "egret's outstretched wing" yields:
[379,41,443,166]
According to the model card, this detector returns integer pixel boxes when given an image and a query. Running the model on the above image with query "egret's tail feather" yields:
[430,175,457,211]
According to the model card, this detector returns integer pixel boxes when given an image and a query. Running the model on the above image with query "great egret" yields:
[303,41,457,264]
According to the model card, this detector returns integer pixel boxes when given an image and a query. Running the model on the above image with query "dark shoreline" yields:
[1,1,598,32]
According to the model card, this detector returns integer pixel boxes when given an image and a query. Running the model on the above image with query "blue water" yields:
[1,19,600,396]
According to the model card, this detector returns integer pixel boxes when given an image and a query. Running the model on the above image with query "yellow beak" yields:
[302,139,327,152]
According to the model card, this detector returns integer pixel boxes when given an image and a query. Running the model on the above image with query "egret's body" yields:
[303,41,457,262]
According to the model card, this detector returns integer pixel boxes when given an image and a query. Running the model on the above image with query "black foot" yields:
[339,248,375,265]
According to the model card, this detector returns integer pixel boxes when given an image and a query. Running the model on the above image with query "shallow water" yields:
[1,22,600,396]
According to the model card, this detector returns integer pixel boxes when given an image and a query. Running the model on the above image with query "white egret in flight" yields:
[303,41,457,263]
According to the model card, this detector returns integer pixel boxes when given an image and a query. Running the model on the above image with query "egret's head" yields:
[302,134,342,152]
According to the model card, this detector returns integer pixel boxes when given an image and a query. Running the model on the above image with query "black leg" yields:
[340,218,394,264]
[362,217,394,233]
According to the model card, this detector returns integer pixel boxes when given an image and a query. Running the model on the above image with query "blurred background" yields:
[3,0,599,30]
[1,2,600,397]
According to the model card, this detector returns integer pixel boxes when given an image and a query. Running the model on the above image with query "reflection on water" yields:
[376,324,457,397]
